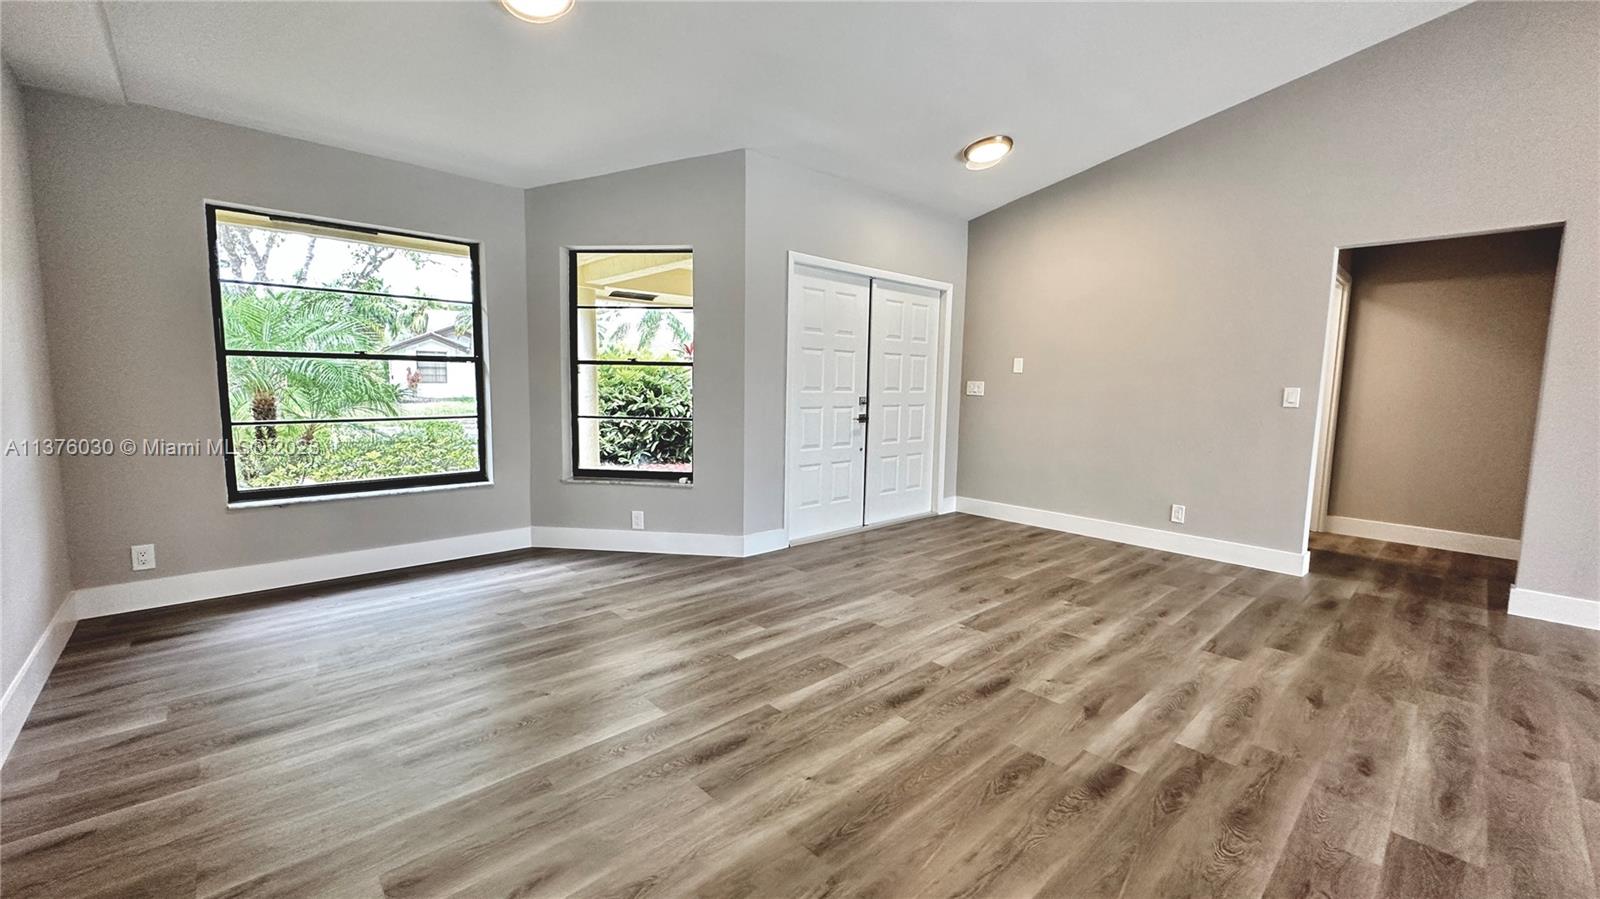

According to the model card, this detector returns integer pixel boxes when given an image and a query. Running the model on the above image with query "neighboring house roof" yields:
[384,327,471,355]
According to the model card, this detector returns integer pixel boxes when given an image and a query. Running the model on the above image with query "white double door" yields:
[788,264,942,542]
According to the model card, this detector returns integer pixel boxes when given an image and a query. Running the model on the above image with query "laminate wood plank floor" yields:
[3,517,1596,898]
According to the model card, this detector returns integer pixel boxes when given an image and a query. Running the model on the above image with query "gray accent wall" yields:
[524,151,748,536]
[523,150,970,538]
[22,90,531,589]
[960,2,1598,601]
[13,96,969,598]
[743,152,968,534]
[1328,229,1560,541]
[2,65,73,689]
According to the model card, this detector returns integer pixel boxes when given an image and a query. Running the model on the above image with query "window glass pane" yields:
[576,363,691,420]
[574,363,692,475]
[572,250,692,478]
[573,251,692,309]
[225,355,478,423]
[576,419,693,475]
[582,293,693,309]
[210,207,486,500]
[215,215,472,302]
[220,284,475,356]
[575,308,692,362]
[230,421,480,492]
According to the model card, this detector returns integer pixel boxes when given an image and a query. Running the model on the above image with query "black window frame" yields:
[569,247,694,483]
[206,203,490,503]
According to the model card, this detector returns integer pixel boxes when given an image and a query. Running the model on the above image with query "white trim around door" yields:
[1309,265,1352,534]
[1507,586,1600,631]
[783,251,955,546]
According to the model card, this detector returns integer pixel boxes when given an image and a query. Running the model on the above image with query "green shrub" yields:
[596,363,692,465]
[237,420,478,488]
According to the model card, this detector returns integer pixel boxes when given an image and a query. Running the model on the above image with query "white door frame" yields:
[1309,265,1353,533]
[783,251,956,545]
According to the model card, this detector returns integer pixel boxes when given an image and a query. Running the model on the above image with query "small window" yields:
[570,249,693,481]
[415,353,449,384]
[206,205,488,502]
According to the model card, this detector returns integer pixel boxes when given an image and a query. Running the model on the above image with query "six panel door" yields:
[864,281,941,525]
[787,265,872,541]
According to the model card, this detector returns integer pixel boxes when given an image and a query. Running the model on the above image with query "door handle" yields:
[856,412,869,423]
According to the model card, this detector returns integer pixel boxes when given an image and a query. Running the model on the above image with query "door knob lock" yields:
[856,412,869,423]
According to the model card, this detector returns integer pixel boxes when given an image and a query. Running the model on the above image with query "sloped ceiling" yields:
[1,1,1464,218]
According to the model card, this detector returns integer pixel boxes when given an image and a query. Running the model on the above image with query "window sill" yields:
[561,476,693,489]
[227,478,494,510]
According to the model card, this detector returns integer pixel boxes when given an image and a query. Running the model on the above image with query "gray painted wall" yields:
[523,150,970,539]
[524,151,747,536]
[742,152,968,533]
[1,66,73,688]
[22,90,531,589]
[1329,229,1559,540]
[961,1,1598,601]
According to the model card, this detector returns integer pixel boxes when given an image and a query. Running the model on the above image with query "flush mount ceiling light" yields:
[961,134,1014,171]
[500,0,574,24]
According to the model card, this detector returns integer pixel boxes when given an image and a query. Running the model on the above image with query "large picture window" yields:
[206,205,488,502]
[570,249,693,481]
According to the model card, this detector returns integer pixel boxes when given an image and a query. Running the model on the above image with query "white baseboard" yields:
[2,595,77,764]
[1508,586,1600,631]
[531,525,731,556]
[1322,515,1519,560]
[742,528,790,557]
[73,527,537,620]
[938,495,957,514]
[955,496,1309,577]
[529,525,784,558]
[73,523,791,623]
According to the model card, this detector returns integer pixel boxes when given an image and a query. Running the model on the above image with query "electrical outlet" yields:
[1012,357,1025,374]
[1282,387,1301,408]
[1170,505,1186,525]
[131,544,156,571]
[965,380,986,396]
[631,510,645,530]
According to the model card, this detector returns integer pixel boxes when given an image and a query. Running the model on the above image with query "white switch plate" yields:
[1170,504,1186,525]
[131,544,156,571]
[1012,357,1024,373]
[631,510,645,530]
[965,380,986,396]
[1282,387,1301,408]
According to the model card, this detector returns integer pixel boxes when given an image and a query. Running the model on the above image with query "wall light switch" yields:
[131,544,156,571]
[1282,387,1301,408]
[1012,357,1025,374]
[965,380,986,396]
[631,510,645,530]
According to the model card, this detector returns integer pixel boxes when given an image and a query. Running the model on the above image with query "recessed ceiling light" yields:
[961,135,1014,171]
[501,0,574,24]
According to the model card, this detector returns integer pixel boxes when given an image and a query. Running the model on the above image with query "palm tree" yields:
[636,308,692,357]
[594,308,691,360]
[222,287,401,442]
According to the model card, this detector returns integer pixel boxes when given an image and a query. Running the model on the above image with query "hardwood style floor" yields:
[3,516,1597,898]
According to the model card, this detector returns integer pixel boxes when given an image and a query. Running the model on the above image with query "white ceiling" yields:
[1,1,1463,219]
